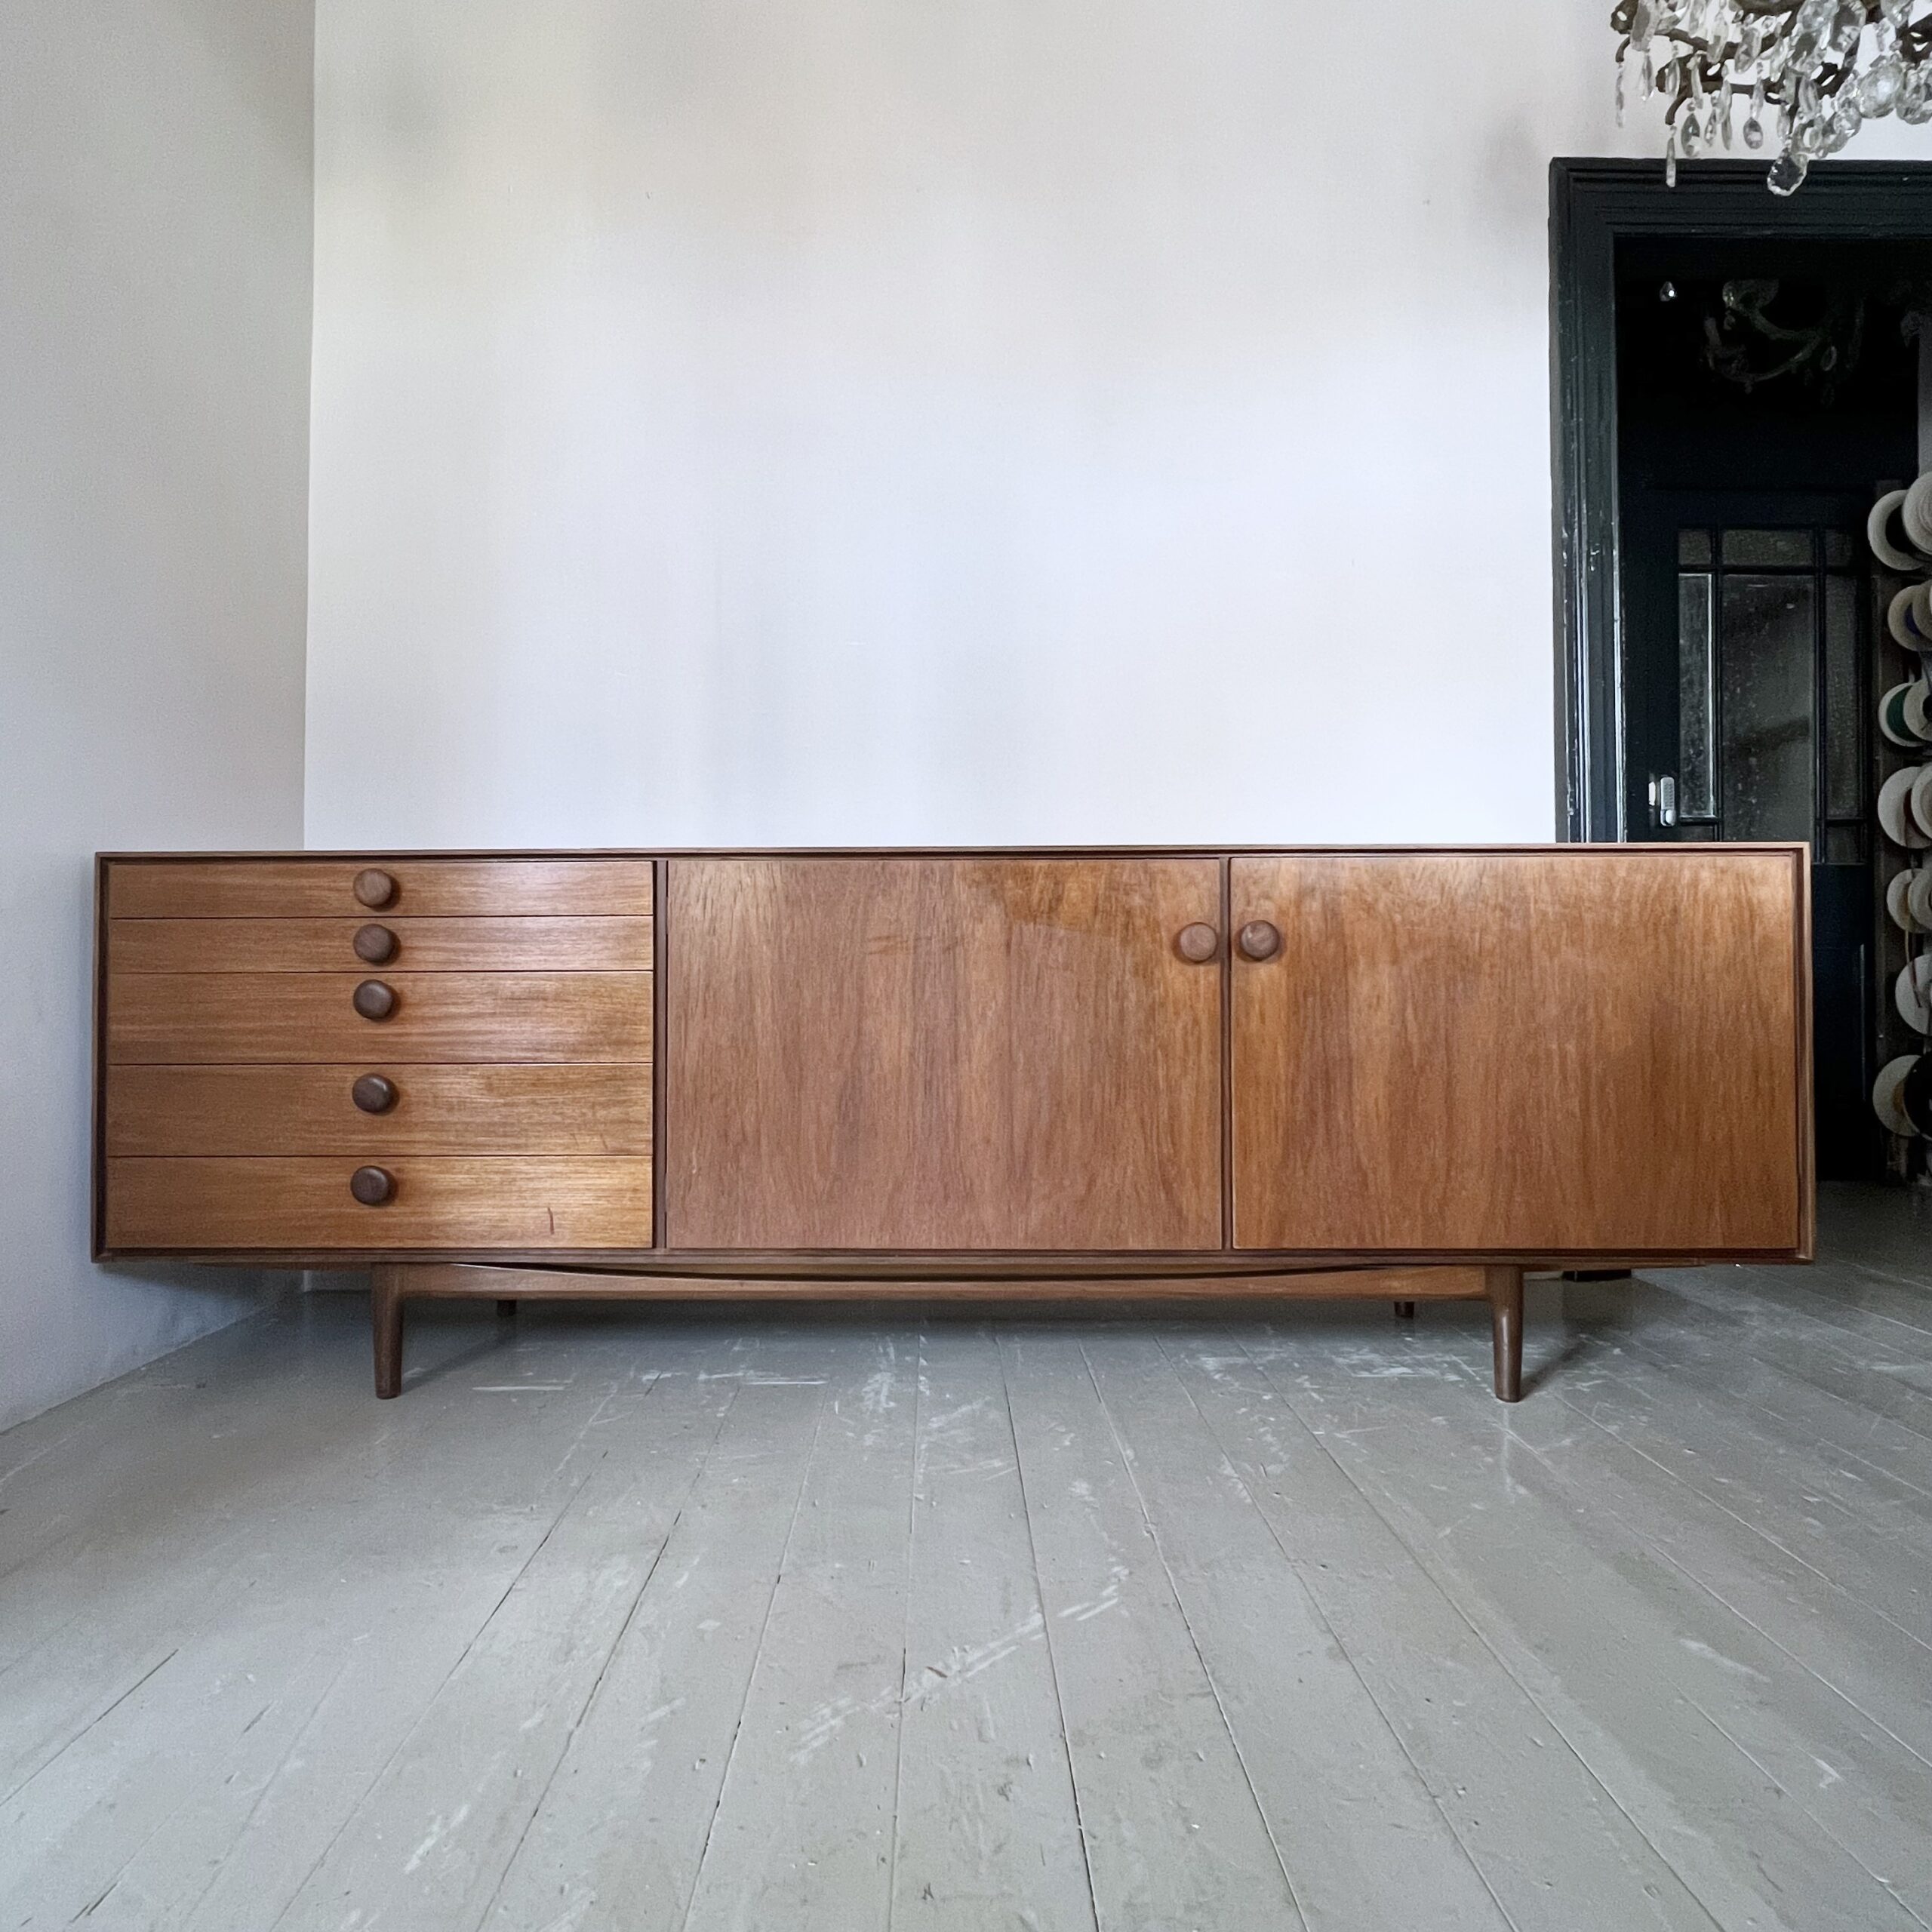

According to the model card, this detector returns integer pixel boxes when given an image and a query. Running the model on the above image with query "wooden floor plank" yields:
[174,1321,750,1932]
[1593,1314,1932,1518]
[1244,1317,1930,1932]
[1078,1327,1512,1932]
[1802,1258,1932,1339]
[1500,1321,1932,1648]
[679,1326,921,1932]
[1158,1328,1727,1932]
[1402,1334,1932,1927]
[475,1327,834,1932]
[888,1323,1097,1931]
[205,1334,745,1932]
[1500,1364,1932,1773]
[1674,1254,1932,1356]
[0,1312,677,1928]
[1605,1272,1932,1439]
[0,1303,427,1680]
[998,1325,1309,1930]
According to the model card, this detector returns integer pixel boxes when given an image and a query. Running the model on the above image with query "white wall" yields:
[0,3,315,1430]
[305,6,1932,850]
[306,0,1649,848]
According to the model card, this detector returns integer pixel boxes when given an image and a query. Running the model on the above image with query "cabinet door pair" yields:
[665,851,1807,1260]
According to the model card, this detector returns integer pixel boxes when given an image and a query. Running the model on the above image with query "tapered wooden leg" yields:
[1393,1300,1417,1319]
[371,1266,406,1400]
[1486,1265,1524,1403]
[496,1299,518,1318]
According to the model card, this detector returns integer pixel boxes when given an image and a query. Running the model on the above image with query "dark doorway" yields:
[1552,161,1932,1183]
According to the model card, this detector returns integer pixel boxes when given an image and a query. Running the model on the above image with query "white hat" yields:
[1906,472,1932,555]
[1899,956,1932,1033]
[1879,766,1932,848]
[1909,869,1932,930]
[1888,869,1926,933]
[1881,681,1931,746]
[1874,1054,1921,1136]
[1872,487,1929,571]
[1890,584,1932,651]
[1900,958,1932,1033]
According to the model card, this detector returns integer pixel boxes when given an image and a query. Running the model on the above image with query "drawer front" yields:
[107,972,654,1064]
[106,1065,651,1157]
[106,857,655,919]
[104,1157,654,1251]
[109,916,654,975]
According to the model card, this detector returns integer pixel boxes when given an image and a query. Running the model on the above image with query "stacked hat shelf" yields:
[1871,475,1932,1158]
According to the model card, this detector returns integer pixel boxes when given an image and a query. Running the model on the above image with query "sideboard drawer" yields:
[106,972,654,1064]
[106,1065,653,1157]
[106,857,656,919]
[109,915,655,974]
[103,1157,655,1251]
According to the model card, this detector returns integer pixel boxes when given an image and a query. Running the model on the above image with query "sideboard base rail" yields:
[368,1261,1530,1404]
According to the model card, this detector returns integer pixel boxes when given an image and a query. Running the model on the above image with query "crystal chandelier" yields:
[1614,0,1932,194]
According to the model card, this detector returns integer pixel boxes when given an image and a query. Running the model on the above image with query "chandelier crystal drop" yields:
[1614,0,1932,193]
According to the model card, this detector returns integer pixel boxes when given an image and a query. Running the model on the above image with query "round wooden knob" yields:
[352,868,397,909]
[352,1073,397,1115]
[349,1165,394,1206]
[352,979,397,1020]
[1237,920,1282,961]
[352,923,398,964]
[1176,922,1220,963]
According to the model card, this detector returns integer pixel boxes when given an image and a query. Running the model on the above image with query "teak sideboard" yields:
[93,846,1814,1403]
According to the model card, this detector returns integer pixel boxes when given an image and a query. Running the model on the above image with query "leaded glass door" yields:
[1661,522,1866,855]
[1623,491,1875,1180]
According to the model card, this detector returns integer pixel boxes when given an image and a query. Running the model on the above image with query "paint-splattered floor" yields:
[4,1183,1930,1930]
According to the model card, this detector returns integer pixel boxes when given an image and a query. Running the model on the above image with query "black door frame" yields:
[1549,157,1932,841]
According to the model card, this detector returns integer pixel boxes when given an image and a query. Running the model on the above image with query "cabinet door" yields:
[666,857,1223,1250]
[1229,850,1808,1257]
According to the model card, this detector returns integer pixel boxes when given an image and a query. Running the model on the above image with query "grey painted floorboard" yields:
[264,1346,743,1932]
[678,1327,920,1932]
[1077,1328,1511,1932]
[888,1324,1095,1932]
[1000,1327,1309,1930]
[479,1327,832,1932]
[1158,1328,1726,1932]
[1,1324,680,1927]
[1242,1323,1930,1932]
[5,1192,1932,1930]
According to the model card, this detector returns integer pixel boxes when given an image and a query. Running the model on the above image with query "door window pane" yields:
[1678,529,1713,565]
[1724,529,1814,567]
[1678,572,1716,820]
[1721,575,1815,842]
[1823,573,1861,821]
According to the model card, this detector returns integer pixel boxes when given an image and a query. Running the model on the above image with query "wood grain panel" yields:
[666,857,1224,1250]
[107,973,652,1064]
[1229,848,1808,1256]
[105,1065,651,1156]
[109,916,654,974]
[105,858,655,919]
[104,1158,654,1251]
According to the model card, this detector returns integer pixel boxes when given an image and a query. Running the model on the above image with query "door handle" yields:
[1237,921,1282,961]
[1650,774,1678,829]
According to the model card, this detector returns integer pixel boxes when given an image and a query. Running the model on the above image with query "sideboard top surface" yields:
[98,844,1810,860]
